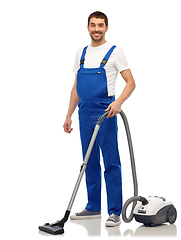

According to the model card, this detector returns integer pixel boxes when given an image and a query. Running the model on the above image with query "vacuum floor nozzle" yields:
[39,210,70,235]
[39,223,64,235]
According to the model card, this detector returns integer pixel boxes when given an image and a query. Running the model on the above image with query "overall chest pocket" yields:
[77,68,108,99]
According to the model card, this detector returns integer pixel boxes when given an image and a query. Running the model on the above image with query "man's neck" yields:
[91,39,107,47]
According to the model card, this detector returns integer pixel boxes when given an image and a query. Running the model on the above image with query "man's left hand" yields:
[105,100,121,118]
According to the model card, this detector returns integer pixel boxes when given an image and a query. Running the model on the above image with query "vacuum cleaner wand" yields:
[39,111,110,235]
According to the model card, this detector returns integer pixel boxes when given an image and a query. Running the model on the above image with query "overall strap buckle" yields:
[100,45,116,68]
[101,59,107,65]
[80,46,88,68]
[80,59,85,65]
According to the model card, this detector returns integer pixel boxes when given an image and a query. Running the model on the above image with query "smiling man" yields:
[63,11,135,227]
[88,16,108,44]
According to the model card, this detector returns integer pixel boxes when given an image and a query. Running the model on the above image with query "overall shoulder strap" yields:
[80,46,88,68]
[100,45,116,68]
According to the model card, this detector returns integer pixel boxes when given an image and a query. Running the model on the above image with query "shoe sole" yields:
[70,214,101,220]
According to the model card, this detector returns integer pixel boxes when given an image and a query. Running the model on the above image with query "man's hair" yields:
[88,11,108,26]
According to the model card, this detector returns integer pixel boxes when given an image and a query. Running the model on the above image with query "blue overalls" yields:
[77,45,123,216]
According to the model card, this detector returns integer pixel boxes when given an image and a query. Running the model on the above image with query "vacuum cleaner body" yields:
[133,196,177,226]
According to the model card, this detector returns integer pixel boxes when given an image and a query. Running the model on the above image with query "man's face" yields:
[87,17,108,42]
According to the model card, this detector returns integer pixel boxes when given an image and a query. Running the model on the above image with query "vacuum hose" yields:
[119,111,144,223]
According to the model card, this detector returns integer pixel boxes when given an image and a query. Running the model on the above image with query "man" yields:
[63,11,135,227]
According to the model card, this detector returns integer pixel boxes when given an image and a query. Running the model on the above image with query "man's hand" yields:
[105,100,121,118]
[63,117,73,133]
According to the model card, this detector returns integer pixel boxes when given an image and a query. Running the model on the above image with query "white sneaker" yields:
[105,213,121,227]
[70,209,101,220]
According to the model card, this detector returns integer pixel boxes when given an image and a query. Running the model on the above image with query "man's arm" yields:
[106,69,135,118]
[63,74,79,133]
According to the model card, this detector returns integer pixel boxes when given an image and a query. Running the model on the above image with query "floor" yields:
[38,215,178,238]
[1,143,180,240]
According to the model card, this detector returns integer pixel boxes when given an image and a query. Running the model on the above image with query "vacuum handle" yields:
[97,110,110,125]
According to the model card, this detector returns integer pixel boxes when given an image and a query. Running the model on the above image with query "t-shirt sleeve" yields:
[114,48,129,73]
[73,48,83,73]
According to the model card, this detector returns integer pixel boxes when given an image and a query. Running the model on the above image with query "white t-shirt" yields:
[73,42,129,96]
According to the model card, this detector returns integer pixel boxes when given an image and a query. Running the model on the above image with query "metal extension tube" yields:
[67,124,100,211]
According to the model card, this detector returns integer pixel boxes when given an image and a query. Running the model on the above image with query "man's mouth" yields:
[93,32,102,37]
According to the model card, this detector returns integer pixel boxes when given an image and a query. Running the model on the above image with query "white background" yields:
[0,0,180,239]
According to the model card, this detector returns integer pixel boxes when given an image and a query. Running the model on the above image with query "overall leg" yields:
[98,116,123,216]
[79,117,101,212]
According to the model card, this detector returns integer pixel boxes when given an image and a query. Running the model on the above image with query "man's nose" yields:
[95,25,99,31]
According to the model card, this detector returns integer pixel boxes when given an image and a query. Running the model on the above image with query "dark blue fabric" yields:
[77,67,108,100]
[77,46,122,216]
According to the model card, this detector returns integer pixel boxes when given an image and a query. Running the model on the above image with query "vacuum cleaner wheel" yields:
[167,206,177,224]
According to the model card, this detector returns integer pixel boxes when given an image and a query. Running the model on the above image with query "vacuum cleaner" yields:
[39,110,177,235]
